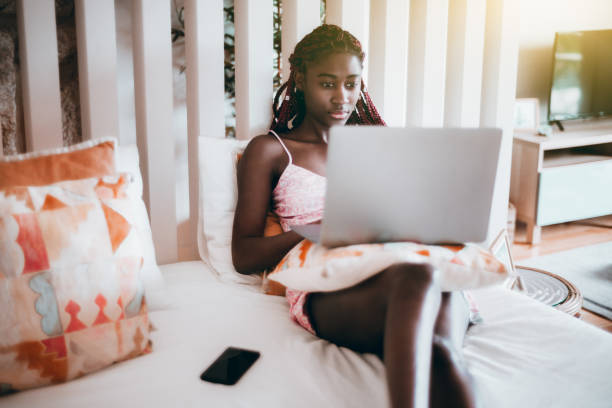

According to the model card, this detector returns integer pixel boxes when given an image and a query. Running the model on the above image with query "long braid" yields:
[270,24,385,133]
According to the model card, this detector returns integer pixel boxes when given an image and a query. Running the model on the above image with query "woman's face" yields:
[296,52,362,129]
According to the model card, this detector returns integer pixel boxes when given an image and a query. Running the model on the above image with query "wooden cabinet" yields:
[510,122,612,244]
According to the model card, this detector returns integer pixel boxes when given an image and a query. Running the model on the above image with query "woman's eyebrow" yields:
[316,73,360,79]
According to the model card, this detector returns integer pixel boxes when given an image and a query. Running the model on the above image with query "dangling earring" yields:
[288,114,297,130]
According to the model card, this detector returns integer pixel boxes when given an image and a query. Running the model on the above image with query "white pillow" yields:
[198,136,261,286]
[116,144,143,197]
[116,144,169,309]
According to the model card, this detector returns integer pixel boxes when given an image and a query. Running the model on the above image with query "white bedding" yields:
[3,261,612,408]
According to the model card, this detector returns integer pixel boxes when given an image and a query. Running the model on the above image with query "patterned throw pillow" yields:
[0,137,116,188]
[0,138,166,310]
[0,174,152,394]
[268,240,508,293]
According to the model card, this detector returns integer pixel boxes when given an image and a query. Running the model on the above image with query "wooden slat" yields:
[131,0,177,264]
[280,0,320,84]
[480,0,520,246]
[405,0,449,127]
[368,0,409,126]
[16,0,63,151]
[74,0,119,141]
[444,0,486,127]
[325,0,370,82]
[185,0,225,140]
[182,0,225,260]
[480,0,520,128]
[234,0,273,140]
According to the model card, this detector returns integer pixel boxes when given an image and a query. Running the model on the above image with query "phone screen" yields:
[200,347,260,385]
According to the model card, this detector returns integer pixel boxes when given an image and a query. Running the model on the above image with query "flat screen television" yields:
[548,29,612,124]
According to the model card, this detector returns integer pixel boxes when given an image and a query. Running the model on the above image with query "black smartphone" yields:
[200,347,260,385]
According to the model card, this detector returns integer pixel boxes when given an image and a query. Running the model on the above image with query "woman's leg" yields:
[307,262,442,408]
[430,292,477,408]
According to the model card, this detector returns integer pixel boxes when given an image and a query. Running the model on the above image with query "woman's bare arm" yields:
[231,135,303,274]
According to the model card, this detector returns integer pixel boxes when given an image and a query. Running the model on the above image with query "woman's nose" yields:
[332,87,350,104]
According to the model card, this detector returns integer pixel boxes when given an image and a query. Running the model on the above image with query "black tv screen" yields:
[548,29,612,123]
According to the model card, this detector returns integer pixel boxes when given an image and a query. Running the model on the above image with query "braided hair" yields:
[270,24,385,133]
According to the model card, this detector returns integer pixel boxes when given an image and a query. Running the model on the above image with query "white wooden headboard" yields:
[6,0,519,265]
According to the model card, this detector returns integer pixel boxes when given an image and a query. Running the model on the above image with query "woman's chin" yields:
[327,116,350,127]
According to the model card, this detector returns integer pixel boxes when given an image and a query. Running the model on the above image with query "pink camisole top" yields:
[269,130,326,233]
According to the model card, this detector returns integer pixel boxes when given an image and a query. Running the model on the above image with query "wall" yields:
[516,0,612,123]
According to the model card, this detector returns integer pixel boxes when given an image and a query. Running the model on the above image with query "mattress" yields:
[3,261,612,408]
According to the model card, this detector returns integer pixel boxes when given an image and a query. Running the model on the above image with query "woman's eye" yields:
[321,82,335,88]
[345,81,358,89]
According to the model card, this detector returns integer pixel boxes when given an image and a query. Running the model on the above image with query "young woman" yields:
[232,24,477,408]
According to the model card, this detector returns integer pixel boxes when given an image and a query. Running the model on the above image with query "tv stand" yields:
[510,122,612,244]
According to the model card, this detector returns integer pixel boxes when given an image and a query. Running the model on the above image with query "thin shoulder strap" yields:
[268,129,292,165]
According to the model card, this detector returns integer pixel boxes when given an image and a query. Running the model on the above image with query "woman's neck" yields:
[293,116,330,144]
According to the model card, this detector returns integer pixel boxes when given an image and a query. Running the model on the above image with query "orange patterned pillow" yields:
[262,212,287,296]
[0,173,151,394]
[1,138,167,311]
[268,241,508,293]
[0,137,116,188]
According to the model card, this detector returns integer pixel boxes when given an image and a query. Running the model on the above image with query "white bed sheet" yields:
[3,261,612,408]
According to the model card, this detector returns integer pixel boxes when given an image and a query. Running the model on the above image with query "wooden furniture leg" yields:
[526,221,541,244]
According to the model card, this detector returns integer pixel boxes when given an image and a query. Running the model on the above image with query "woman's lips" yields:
[329,111,349,120]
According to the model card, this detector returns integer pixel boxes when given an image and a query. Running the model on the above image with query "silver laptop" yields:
[292,126,502,247]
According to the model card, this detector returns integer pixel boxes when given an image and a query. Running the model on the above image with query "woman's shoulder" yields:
[241,133,288,170]
[246,132,278,149]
